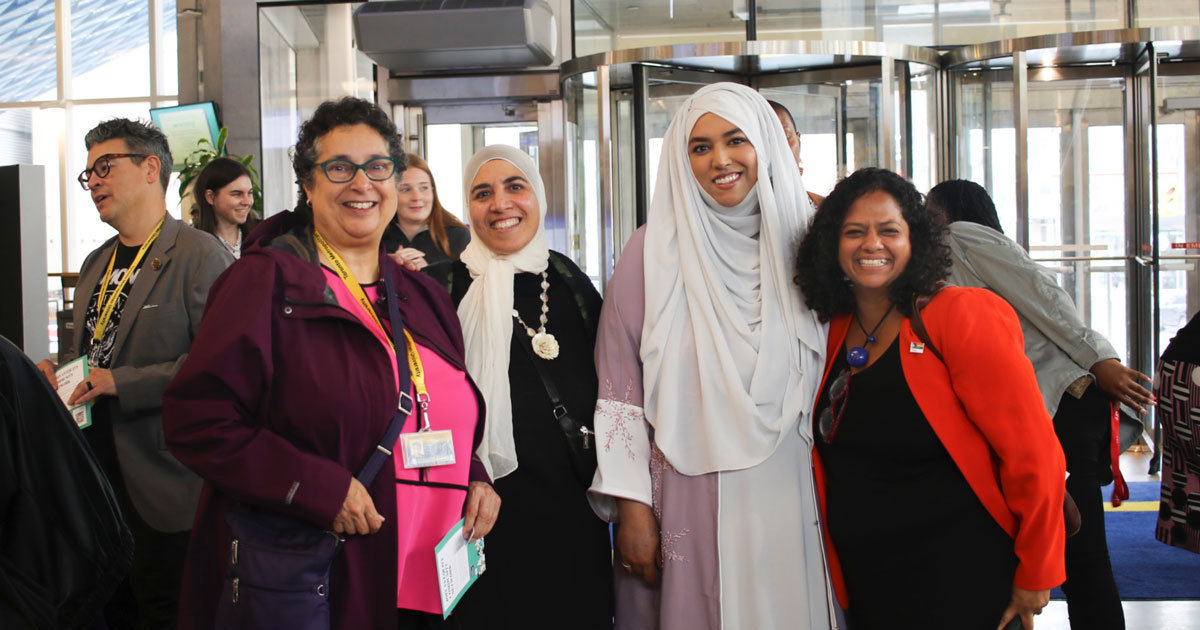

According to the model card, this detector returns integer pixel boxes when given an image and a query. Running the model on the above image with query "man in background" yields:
[768,99,825,209]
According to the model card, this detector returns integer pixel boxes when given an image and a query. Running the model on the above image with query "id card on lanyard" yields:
[314,230,455,469]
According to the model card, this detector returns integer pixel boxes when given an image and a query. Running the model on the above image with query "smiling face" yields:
[396,167,435,233]
[838,190,912,301]
[468,159,540,255]
[687,112,759,208]
[85,138,160,229]
[302,124,397,250]
[206,174,254,228]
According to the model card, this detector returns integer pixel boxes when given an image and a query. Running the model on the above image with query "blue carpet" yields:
[1051,481,1200,600]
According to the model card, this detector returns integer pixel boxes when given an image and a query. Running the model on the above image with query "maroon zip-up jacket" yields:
[163,211,488,629]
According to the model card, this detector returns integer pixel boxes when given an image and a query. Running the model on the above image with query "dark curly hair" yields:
[795,167,951,321]
[291,97,407,223]
[925,179,1004,233]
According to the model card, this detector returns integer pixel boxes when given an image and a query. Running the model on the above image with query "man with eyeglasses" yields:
[36,118,233,629]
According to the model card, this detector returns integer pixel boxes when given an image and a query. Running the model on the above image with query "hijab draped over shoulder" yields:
[641,82,827,475]
[457,145,550,480]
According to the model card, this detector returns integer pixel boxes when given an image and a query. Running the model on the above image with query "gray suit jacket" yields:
[66,214,233,532]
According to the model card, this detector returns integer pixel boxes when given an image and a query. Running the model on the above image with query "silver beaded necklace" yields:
[512,271,560,360]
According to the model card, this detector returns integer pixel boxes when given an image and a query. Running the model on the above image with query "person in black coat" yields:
[0,335,133,629]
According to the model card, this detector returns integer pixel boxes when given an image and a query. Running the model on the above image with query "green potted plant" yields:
[177,127,264,222]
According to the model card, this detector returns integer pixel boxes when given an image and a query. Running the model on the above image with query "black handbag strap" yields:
[513,317,570,422]
[909,281,949,363]
[356,262,415,487]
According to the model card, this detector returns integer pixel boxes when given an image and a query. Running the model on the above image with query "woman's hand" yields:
[616,499,661,587]
[389,247,427,271]
[997,586,1049,629]
[1090,358,1154,414]
[463,481,501,541]
[333,477,383,536]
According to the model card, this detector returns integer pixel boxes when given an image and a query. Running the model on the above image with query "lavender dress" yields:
[589,228,836,630]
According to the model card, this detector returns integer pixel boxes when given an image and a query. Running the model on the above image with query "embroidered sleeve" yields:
[589,379,653,521]
[587,229,653,522]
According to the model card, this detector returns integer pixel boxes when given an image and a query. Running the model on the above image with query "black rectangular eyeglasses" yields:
[77,153,148,190]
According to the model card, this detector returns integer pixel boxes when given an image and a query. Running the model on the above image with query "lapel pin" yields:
[150,258,162,270]
[909,342,925,354]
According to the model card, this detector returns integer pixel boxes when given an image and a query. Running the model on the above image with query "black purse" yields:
[514,318,598,486]
[214,263,416,628]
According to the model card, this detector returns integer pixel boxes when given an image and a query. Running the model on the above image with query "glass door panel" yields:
[424,122,539,222]
[1025,73,1129,359]
[1155,67,1200,345]
[758,83,843,197]
[758,64,886,196]
[953,68,1018,235]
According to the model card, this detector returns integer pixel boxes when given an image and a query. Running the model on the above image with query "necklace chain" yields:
[853,302,896,344]
[512,271,551,338]
[512,271,560,360]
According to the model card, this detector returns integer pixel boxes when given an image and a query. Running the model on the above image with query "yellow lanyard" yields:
[313,230,430,419]
[92,217,165,342]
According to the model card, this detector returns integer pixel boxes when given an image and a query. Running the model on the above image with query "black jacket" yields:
[0,336,133,629]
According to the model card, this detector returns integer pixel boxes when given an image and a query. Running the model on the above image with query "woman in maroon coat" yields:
[163,97,499,629]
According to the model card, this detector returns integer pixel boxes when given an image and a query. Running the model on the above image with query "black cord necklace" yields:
[847,302,897,368]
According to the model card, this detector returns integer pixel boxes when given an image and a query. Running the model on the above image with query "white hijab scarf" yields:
[641,82,827,475]
[457,145,550,480]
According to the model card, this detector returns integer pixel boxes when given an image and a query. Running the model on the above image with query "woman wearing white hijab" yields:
[435,145,615,628]
[588,83,835,629]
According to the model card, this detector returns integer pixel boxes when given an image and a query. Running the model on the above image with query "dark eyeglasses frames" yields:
[78,154,148,190]
[817,368,851,443]
[316,157,399,183]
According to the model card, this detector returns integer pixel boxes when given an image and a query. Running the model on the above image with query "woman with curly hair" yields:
[795,168,1066,630]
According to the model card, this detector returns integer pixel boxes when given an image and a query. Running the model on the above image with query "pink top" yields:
[323,269,479,614]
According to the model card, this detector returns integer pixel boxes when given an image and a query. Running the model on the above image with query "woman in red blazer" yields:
[795,168,1066,630]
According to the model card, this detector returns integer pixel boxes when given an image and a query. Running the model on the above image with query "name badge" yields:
[401,430,456,469]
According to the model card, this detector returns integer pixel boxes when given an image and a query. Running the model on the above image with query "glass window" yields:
[578,0,1127,54]
[258,3,372,215]
[1155,71,1200,343]
[0,0,58,102]
[758,85,841,197]
[71,0,151,99]
[159,0,179,96]
[953,68,1018,234]
[0,107,64,275]
[1024,75,1129,360]
[909,64,937,193]
[573,0,746,57]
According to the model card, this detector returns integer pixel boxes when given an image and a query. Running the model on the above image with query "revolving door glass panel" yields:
[953,68,1018,236]
[1025,72,1130,360]
[1155,66,1200,343]
[758,81,845,197]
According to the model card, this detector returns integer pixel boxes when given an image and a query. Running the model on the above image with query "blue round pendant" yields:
[847,346,868,368]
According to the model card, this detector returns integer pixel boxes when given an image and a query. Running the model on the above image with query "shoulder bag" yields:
[214,262,415,629]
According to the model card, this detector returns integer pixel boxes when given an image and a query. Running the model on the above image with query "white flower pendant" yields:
[531,332,560,360]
